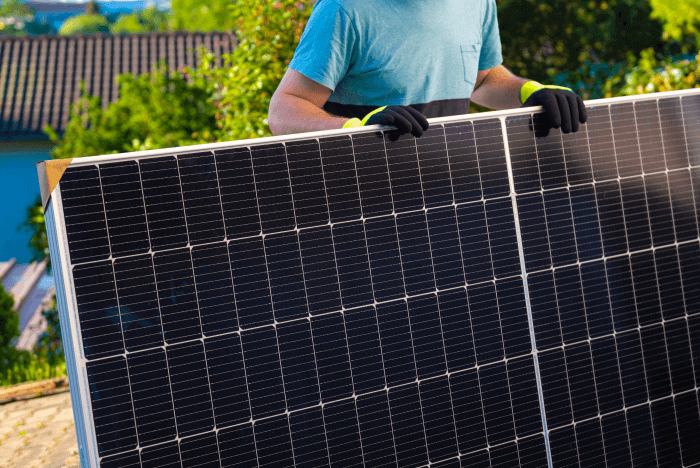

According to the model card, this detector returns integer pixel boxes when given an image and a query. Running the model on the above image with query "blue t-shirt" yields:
[289,0,503,118]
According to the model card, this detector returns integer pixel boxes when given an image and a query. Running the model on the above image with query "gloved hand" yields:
[520,81,587,134]
[342,105,430,137]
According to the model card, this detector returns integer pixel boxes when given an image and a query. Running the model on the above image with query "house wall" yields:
[0,139,55,263]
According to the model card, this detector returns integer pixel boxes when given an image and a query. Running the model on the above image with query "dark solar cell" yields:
[344,305,385,393]
[311,313,353,402]
[286,139,329,227]
[298,226,342,315]
[276,320,320,410]
[203,334,250,427]
[140,441,181,468]
[438,288,476,372]
[217,423,258,468]
[419,376,459,461]
[388,383,429,467]
[407,294,447,379]
[450,368,488,454]
[323,399,364,467]
[396,211,436,295]
[85,357,137,456]
[659,97,689,170]
[215,147,262,238]
[60,165,111,263]
[191,243,239,335]
[456,201,494,284]
[416,125,454,208]
[569,185,603,261]
[575,419,606,466]
[587,105,618,181]
[595,180,628,256]
[444,121,483,203]
[533,115,567,190]
[99,161,150,257]
[319,135,363,222]
[517,192,552,272]
[355,391,397,468]
[264,231,308,321]
[600,412,633,468]
[426,206,466,290]
[376,300,417,387]
[635,99,667,175]
[506,114,541,193]
[610,102,643,177]
[543,189,577,267]
[352,132,394,216]
[250,143,296,232]
[682,94,700,163]
[72,261,123,359]
[332,221,374,308]
[177,151,226,244]
[620,177,652,252]
[385,131,425,212]
[289,406,331,468]
[254,414,295,467]
[562,119,593,185]
[139,156,188,251]
[473,118,510,198]
[364,216,405,302]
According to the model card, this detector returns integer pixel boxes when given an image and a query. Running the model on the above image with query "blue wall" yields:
[0,140,54,263]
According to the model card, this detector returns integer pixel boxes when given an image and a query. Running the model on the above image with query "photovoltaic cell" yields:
[45,90,700,468]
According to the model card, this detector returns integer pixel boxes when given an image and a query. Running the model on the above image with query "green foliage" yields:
[58,13,110,36]
[498,0,666,87]
[0,0,54,36]
[1,347,66,387]
[111,6,170,34]
[602,48,700,97]
[45,64,219,159]
[169,0,237,32]
[0,284,17,350]
[17,196,49,270]
[649,0,700,44]
[34,297,64,374]
[190,0,314,140]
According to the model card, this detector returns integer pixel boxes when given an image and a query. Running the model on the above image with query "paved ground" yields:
[0,391,79,468]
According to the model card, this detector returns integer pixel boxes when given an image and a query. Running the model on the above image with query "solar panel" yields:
[38,88,700,468]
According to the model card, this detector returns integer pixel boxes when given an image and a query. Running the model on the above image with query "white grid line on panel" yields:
[499,114,554,468]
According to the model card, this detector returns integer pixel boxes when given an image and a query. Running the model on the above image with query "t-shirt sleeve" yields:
[478,0,503,71]
[288,0,357,91]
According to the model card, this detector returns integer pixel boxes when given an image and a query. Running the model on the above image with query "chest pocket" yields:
[461,42,482,86]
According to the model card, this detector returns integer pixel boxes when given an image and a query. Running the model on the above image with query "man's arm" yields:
[470,65,529,110]
[268,68,349,136]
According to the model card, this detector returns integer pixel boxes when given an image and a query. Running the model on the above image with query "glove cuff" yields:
[342,118,362,129]
[520,81,576,104]
[520,81,545,104]
[360,106,387,126]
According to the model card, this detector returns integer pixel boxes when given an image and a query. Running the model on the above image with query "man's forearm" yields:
[268,93,349,135]
[470,65,529,110]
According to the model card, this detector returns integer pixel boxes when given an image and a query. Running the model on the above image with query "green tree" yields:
[169,0,237,32]
[45,63,219,159]
[111,6,170,34]
[58,0,109,36]
[649,0,700,45]
[59,14,109,35]
[0,284,17,350]
[497,0,667,89]
[190,0,314,139]
[602,48,700,96]
[18,195,49,269]
[0,0,54,36]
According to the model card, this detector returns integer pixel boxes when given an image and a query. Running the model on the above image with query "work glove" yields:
[520,81,587,134]
[342,105,430,138]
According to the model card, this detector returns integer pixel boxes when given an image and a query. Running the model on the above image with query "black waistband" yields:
[322,98,472,120]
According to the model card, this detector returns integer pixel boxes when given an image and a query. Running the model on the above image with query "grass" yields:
[1,349,66,387]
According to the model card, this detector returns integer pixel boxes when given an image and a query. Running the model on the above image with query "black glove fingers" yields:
[535,92,560,130]
[385,109,415,134]
[577,95,588,124]
[555,93,572,133]
[392,106,425,137]
[565,93,580,133]
[402,105,430,131]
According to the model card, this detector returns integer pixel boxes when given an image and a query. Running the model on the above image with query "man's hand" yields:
[344,105,430,138]
[521,81,587,134]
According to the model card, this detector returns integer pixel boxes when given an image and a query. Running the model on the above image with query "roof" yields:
[0,31,237,138]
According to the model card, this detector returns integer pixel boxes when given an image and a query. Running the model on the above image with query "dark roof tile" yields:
[0,31,237,136]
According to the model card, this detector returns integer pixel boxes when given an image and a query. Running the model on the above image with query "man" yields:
[268,0,587,137]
